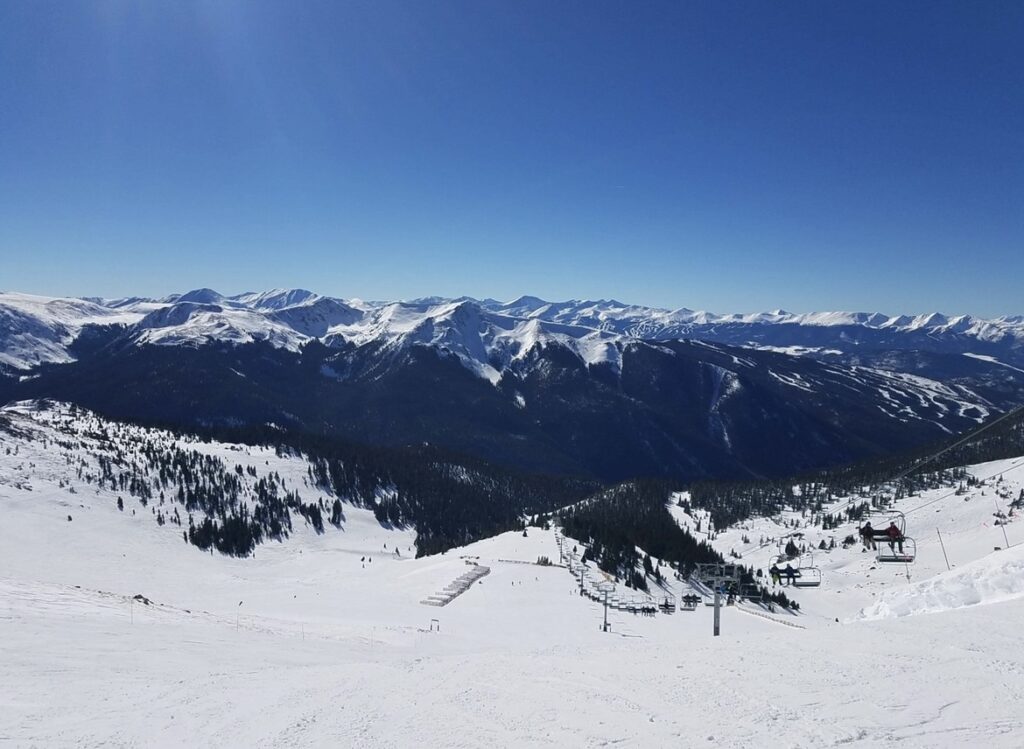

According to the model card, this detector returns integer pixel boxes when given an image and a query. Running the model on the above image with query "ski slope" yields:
[2,404,1024,747]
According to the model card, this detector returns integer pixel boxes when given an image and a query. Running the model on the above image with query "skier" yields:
[886,522,905,555]
[859,521,876,550]
[769,564,781,586]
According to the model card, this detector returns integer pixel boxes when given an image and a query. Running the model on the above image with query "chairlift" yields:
[867,510,916,563]
[792,556,822,588]
[769,552,822,588]
[876,536,916,563]
[739,583,768,605]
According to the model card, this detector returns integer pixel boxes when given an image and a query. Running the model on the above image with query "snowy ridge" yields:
[0,292,148,370]
[134,302,310,351]
[3,289,1023,376]
[484,297,1024,343]
[0,290,641,381]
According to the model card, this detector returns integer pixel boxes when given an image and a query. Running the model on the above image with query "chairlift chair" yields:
[680,594,700,611]
[876,535,916,563]
[869,511,916,563]
[791,565,822,588]
[792,552,822,588]
[769,551,822,588]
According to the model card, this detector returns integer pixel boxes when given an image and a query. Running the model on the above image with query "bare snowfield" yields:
[2,404,1024,747]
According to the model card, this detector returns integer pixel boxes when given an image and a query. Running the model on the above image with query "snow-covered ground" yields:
[2,404,1023,747]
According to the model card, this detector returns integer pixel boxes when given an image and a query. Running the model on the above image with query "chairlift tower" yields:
[595,580,615,632]
[693,563,743,637]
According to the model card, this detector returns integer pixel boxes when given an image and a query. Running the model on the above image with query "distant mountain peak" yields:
[177,288,224,305]
[233,288,320,311]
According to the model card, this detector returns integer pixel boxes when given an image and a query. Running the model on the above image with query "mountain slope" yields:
[8,333,999,483]
[0,400,594,556]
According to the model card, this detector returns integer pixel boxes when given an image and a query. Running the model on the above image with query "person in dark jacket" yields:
[859,522,876,550]
[783,564,797,584]
[769,564,781,585]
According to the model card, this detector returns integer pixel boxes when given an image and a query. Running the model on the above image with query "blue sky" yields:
[1,1,1022,315]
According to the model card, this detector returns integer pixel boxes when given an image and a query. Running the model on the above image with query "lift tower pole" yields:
[694,563,742,638]
[596,580,614,633]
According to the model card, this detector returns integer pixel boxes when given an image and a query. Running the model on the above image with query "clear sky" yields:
[1,1,1022,316]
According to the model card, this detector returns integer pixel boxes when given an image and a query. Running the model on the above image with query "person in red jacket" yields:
[886,522,904,555]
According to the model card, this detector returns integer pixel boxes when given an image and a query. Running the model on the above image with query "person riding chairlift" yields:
[783,564,797,584]
[859,521,876,550]
[886,522,905,554]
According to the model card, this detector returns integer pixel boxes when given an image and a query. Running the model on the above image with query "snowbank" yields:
[857,544,1024,620]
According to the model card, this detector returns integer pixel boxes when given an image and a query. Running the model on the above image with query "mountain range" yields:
[2,288,1023,483]
[4,288,1024,372]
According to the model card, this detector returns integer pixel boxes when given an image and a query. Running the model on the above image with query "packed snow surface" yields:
[2,404,1024,747]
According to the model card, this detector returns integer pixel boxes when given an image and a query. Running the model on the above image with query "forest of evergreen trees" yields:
[559,480,797,608]
[15,400,597,557]
[114,407,604,556]
[561,480,722,587]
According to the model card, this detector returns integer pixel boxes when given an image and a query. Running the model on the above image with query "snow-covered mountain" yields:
[3,288,1023,374]
[3,288,1024,483]
[0,292,153,371]
[499,296,1024,342]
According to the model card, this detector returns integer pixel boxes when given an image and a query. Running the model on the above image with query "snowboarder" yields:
[769,564,781,585]
[886,523,905,555]
[859,522,876,550]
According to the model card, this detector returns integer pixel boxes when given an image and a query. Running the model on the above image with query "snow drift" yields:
[857,543,1024,620]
